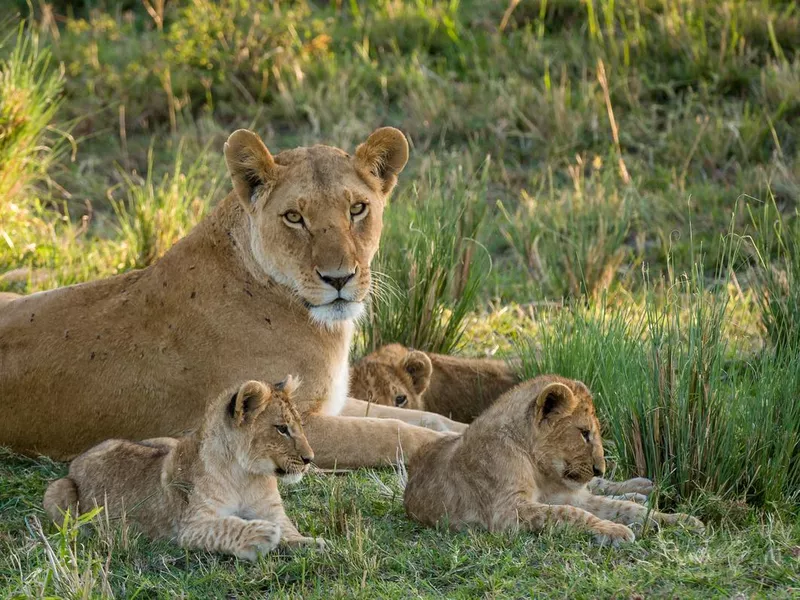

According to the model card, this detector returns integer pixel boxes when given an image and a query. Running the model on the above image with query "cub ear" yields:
[227,380,271,427]
[273,374,301,397]
[530,382,577,426]
[224,129,281,210]
[403,350,433,395]
[354,127,409,195]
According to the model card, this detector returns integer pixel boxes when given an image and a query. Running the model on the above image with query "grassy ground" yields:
[1,1,799,598]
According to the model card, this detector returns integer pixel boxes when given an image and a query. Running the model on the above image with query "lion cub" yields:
[404,375,704,545]
[44,377,324,560]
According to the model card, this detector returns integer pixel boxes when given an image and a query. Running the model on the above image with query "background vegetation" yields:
[1,1,798,597]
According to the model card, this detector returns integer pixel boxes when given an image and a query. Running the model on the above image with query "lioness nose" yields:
[302,456,312,465]
[317,270,355,291]
[593,466,603,477]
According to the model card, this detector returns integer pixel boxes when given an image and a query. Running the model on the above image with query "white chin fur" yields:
[309,301,364,326]
[279,472,305,485]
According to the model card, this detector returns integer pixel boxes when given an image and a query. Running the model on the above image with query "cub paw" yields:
[665,513,705,532]
[238,521,282,561]
[608,492,649,504]
[592,522,636,547]
[285,536,327,551]
[617,477,654,496]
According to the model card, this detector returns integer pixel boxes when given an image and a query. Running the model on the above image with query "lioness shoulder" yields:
[44,377,324,560]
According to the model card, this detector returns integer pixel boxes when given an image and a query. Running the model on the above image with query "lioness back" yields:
[1,128,410,460]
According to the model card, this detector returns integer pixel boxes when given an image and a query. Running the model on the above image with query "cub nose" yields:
[302,456,312,465]
[593,466,603,477]
[317,269,355,291]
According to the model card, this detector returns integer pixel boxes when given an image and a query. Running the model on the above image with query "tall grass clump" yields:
[0,24,64,206]
[499,160,638,300]
[749,196,800,356]
[110,142,224,269]
[358,162,490,356]
[517,238,800,510]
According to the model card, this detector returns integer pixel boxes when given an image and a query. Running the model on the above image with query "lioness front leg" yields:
[513,500,635,546]
[178,514,281,560]
[575,494,704,532]
[340,398,468,433]
[303,414,450,469]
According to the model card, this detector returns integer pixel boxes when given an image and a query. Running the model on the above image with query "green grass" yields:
[1,1,800,597]
[2,452,798,599]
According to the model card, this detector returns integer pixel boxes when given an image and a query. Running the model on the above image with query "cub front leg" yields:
[575,494,705,532]
[588,476,654,497]
[303,414,452,469]
[275,513,326,551]
[178,515,281,561]
[513,501,635,547]
[340,398,468,433]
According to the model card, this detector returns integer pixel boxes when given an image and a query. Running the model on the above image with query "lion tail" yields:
[43,477,80,527]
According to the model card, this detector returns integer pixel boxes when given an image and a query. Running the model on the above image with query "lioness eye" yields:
[276,425,290,437]
[283,211,304,227]
[581,429,590,442]
[350,203,367,219]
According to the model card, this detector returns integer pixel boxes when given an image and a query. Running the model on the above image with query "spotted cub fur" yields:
[404,375,703,544]
[44,377,324,560]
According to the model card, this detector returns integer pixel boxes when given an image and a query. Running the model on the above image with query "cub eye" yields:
[350,202,368,220]
[275,425,290,437]
[283,211,304,227]
[394,395,408,407]
[581,429,591,443]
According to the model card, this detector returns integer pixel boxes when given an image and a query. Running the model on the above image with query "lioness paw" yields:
[419,414,468,434]
[592,522,635,547]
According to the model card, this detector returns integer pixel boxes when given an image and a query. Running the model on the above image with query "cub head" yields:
[518,376,605,489]
[350,344,433,410]
[223,377,313,483]
[224,128,409,327]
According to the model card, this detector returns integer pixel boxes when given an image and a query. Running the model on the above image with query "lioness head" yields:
[516,376,605,488]
[224,127,409,326]
[350,344,432,409]
[222,377,313,483]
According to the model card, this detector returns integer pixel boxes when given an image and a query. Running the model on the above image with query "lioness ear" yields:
[224,129,280,210]
[228,380,271,427]
[403,351,433,395]
[354,127,409,195]
[530,382,576,426]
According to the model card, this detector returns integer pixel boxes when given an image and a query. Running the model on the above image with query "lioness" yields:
[404,375,704,544]
[44,377,323,560]
[0,127,460,463]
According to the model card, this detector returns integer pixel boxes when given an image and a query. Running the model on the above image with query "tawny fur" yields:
[0,292,20,308]
[43,378,324,560]
[350,345,652,496]
[0,128,458,464]
[403,375,704,545]
[350,344,520,422]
